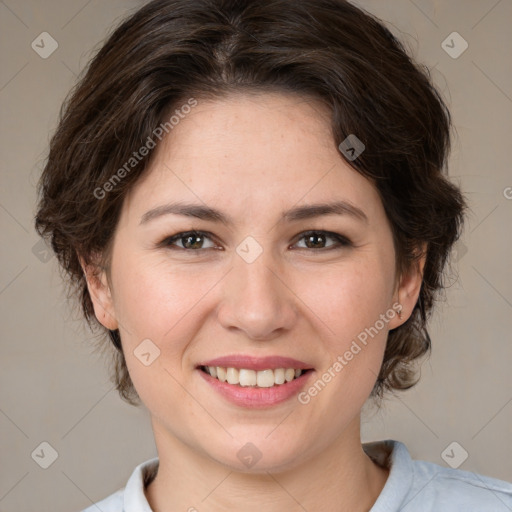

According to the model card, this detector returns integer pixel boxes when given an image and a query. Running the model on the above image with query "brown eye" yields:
[163,231,217,250]
[294,231,351,250]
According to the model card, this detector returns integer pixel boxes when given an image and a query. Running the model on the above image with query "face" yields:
[87,92,419,472]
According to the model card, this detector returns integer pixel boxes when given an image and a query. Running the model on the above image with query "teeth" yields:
[274,368,285,385]
[203,366,306,387]
[239,369,257,387]
[226,367,239,385]
[257,369,274,388]
[216,367,227,382]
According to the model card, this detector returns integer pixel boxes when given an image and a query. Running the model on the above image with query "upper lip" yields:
[197,355,314,371]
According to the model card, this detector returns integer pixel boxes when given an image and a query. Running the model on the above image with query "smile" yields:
[199,366,311,388]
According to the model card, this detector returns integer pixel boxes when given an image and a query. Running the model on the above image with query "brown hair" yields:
[34,0,465,406]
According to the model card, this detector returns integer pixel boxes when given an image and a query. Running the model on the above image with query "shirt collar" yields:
[124,456,159,512]
[365,440,414,511]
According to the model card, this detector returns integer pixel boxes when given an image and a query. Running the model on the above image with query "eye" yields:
[162,231,219,251]
[292,230,352,251]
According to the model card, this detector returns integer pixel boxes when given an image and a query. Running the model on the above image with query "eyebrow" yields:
[139,200,368,226]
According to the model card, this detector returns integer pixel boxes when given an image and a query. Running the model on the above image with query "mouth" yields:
[198,365,314,388]
[195,355,315,408]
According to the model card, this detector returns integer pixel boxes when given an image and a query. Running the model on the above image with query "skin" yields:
[83,92,425,511]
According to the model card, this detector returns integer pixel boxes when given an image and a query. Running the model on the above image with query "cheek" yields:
[114,255,205,409]
[112,250,207,337]
[110,251,226,395]
[309,253,395,340]
[308,252,395,393]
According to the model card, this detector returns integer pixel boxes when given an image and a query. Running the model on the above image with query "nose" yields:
[216,248,298,341]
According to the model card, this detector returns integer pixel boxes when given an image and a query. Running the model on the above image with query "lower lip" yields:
[197,369,314,408]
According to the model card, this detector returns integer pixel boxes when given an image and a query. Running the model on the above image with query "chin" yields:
[201,430,309,474]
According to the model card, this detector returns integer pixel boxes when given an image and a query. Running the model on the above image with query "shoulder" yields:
[408,457,512,511]
[365,440,512,511]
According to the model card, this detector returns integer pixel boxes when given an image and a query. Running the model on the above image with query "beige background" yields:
[1,1,511,510]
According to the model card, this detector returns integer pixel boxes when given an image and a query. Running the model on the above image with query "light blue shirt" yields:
[81,439,512,511]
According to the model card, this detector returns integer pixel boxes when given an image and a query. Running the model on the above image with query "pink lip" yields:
[197,354,313,371]
[197,368,315,408]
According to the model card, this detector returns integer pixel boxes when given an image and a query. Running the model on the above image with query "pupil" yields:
[184,234,202,249]
[306,233,324,249]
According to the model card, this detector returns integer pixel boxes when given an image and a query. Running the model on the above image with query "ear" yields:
[78,254,118,331]
[388,243,427,329]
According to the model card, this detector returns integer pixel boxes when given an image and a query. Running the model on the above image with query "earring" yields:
[398,304,403,320]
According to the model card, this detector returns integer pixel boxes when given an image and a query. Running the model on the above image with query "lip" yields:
[198,367,315,408]
[197,354,314,371]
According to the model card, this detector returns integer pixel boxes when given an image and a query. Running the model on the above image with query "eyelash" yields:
[159,230,352,253]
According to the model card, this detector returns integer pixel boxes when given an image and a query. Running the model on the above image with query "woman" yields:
[34,0,512,510]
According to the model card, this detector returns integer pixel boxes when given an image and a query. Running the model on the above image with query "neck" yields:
[145,415,389,512]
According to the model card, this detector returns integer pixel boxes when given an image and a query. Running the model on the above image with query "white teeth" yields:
[216,366,227,382]
[256,369,275,388]
[274,368,285,385]
[203,366,306,387]
[285,368,295,382]
[239,369,257,387]
[226,367,239,385]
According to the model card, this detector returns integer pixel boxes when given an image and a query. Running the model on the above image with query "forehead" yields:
[122,92,383,226]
